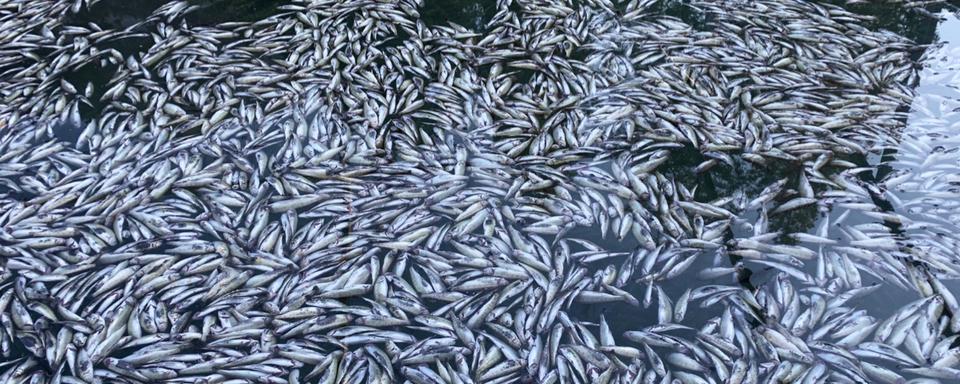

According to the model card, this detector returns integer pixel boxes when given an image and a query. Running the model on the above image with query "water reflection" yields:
[810,8,960,335]
[565,10,960,378]
[887,10,960,280]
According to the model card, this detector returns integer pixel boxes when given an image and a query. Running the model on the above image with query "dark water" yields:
[421,0,498,30]
[67,0,291,28]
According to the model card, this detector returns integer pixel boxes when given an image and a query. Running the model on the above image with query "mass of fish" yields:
[0,0,958,383]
